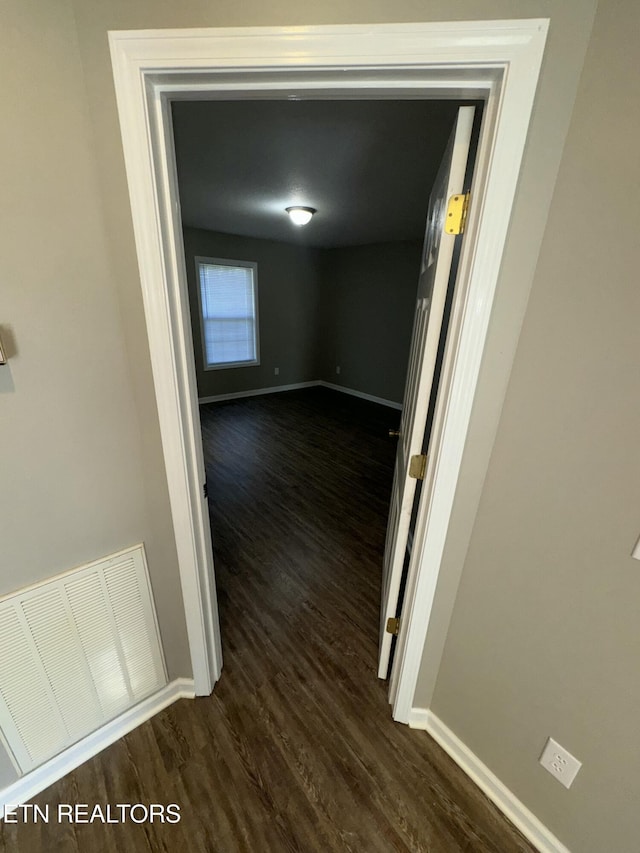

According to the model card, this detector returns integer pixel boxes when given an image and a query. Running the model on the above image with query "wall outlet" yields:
[632,533,640,560]
[336,365,341,375]
[539,737,582,789]
[274,367,279,375]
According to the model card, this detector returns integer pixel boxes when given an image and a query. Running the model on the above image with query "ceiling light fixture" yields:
[286,206,316,226]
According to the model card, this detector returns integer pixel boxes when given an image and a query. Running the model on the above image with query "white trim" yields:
[408,709,570,853]
[318,381,402,410]
[0,679,195,820]
[108,21,548,702]
[385,31,548,722]
[406,527,415,556]
[199,380,403,409]
[199,381,319,405]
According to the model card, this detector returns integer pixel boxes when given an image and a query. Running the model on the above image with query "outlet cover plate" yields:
[539,737,582,788]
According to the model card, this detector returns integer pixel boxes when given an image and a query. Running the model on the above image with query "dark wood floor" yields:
[1,387,534,852]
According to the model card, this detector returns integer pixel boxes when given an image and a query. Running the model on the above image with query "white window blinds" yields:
[197,259,258,368]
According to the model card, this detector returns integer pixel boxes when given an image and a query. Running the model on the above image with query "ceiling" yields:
[171,99,465,249]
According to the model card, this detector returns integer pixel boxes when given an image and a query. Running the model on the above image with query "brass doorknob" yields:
[389,429,401,438]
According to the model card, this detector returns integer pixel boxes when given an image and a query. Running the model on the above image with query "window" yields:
[196,257,259,370]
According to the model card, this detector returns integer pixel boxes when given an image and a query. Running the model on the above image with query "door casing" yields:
[109,20,549,722]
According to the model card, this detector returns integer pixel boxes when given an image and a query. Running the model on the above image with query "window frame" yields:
[194,255,260,371]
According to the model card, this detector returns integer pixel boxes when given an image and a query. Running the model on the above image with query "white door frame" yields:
[109,21,548,717]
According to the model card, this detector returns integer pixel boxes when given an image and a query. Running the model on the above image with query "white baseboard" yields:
[0,678,195,819]
[199,381,319,404]
[199,380,403,410]
[408,709,570,853]
[316,381,403,410]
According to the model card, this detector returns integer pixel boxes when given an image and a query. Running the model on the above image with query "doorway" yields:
[109,20,549,721]
[170,95,479,694]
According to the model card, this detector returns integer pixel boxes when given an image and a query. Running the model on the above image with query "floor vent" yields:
[0,545,166,774]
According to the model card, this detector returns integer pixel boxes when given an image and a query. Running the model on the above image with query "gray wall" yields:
[318,242,422,402]
[420,2,640,851]
[183,228,321,397]
[0,0,191,789]
[0,745,17,792]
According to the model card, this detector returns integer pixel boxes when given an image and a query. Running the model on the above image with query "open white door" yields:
[378,106,475,679]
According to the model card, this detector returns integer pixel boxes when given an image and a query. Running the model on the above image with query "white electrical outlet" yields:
[539,737,582,789]
[274,367,279,375]
[631,534,640,560]
[336,365,341,375]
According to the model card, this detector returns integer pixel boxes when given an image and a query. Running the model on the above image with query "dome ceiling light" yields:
[286,206,316,226]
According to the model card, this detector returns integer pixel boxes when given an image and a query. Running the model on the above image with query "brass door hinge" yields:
[409,454,428,481]
[444,191,471,235]
[386,617,400,636]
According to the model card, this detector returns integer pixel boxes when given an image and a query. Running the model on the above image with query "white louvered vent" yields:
[0,545,166,774]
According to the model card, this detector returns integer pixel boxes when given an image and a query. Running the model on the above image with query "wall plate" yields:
[539,737,582,789]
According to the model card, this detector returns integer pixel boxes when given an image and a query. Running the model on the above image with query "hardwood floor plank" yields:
[0,387,535,853]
